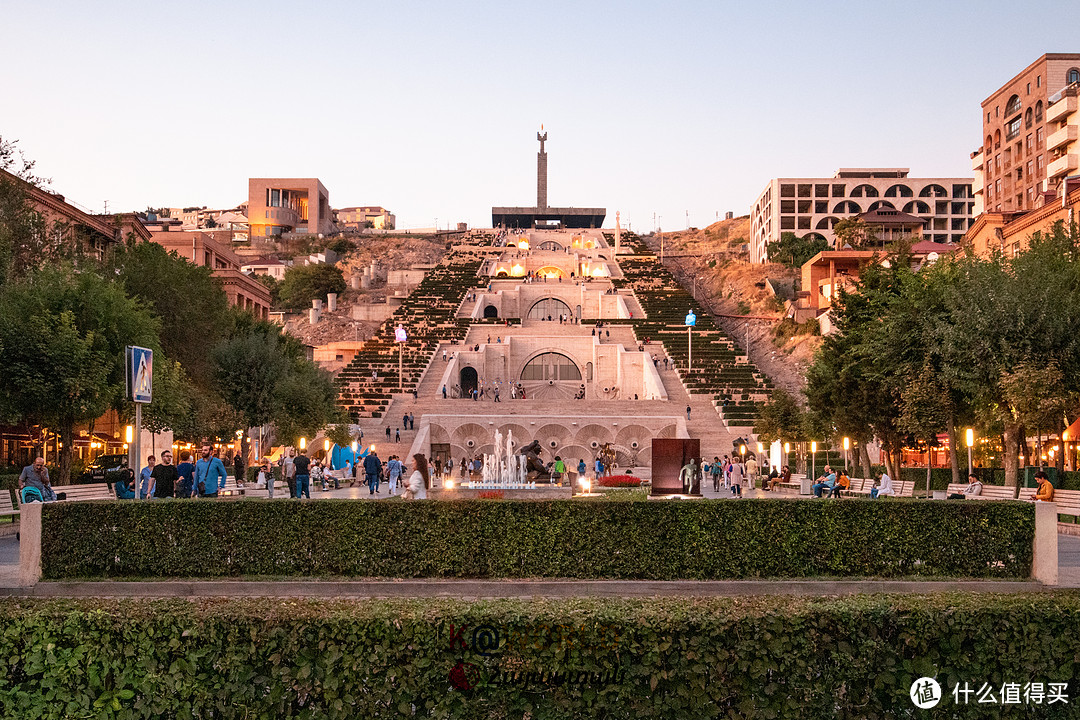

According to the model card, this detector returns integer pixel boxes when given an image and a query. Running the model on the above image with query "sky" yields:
[2,0,1078,231]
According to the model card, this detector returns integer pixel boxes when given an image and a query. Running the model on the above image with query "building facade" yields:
[749,169,974,264]
[971,54,1080,216]
[967,185,1080,258]
[1046,78,1080,192]
[335,206,395,230]
[247,178,333,238]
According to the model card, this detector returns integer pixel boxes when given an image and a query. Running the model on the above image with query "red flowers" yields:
[597,475,642,488]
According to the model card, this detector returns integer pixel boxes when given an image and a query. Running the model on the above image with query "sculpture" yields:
[519,440,550,477]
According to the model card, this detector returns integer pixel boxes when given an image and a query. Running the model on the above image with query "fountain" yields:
[473,428,531,489]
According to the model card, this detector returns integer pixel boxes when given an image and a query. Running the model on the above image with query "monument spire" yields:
[537,125,548,210]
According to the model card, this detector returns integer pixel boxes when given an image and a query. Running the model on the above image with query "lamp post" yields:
[811,440,817,480]
[685,310,696,372]
[299,437,306,451]
[843,436,850,472]
[972,427,980,479]
[395,325,407,393]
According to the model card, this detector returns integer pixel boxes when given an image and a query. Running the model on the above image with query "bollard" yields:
[18,502,42,587]
[1033,501,1059,585]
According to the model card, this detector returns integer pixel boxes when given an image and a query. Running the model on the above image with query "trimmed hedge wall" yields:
[0,595,1078,719]
[41,499,1034,580]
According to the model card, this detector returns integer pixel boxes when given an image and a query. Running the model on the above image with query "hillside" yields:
[648,217,818,395]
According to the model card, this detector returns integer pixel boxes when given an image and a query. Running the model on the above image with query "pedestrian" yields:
[409,413,415,430]
[594,456,604,481]
[460,457,468,480]
[577,458,587,485]
[686,405,691,421]
[729,459,744,498]
[293,448,311,499]
[175,450,196,498]
[405,454,429,500]
[403,414,409,431]
[152,449,178,499]
[18,457,57,502]
[283,449,297,498]
[442,385,448,399]
[395,428,400,443]
[364,450,381,495]
[388,455,402,495]
[745,454,759,491]
[260,458,276,498]
[443,349,448,362]
[195,443,228,498]
[386,426,391,441]
[233,451,244,489]
[139,455,156,499]
[711,457,722,492]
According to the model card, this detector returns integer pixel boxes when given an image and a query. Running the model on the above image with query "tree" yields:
[765,232,829,268]
[898,366,952,495]
[0,266,160,481]
[277,264,346,310]
[832,218,878,249]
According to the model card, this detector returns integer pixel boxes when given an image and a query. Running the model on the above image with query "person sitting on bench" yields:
[949,474,982,499]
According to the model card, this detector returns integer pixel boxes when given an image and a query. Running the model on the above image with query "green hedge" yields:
[41,499,1034,580]
[0,474,17,492]
[0,595,1078,719]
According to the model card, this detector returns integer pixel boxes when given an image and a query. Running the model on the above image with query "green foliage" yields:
[277,263,346,310]
[765,231,829,268]
[832,217,878,248]
[40,499,1033,580]
[0,594,1077,718]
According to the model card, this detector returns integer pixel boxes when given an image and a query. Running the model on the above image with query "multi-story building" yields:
[971,54,1080,215]
[335,206,395,230]
[1046,77,1080,192]
[749,169,974,264]
[247,178,333,238]
[967,184,1080,258]
[150,230,271,317]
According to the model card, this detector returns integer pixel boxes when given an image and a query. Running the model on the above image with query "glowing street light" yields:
[965,428,975,475]
[299,437,307,451]
[125,425,134,444]
[843,437,850,472]
[395,325,408,392]
[811,440,817,480]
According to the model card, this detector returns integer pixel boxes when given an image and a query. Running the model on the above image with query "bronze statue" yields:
[519,440,550,477]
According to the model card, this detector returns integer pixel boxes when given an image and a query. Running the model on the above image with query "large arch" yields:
[527,297,572,319]
[902,200,932,214]
[520,351,582,381]
[884,184,913,198]
[536,240,563,251]
[483,304,499,318]
[536,266,565,280]
[1004,94,1021,117]
[849,184,879,198]
[919,184,948,198]
[815,216,839,230]
[459,366,478,398]
[867,200,896,212]
[833,200,862,214]
[803,232,827,244]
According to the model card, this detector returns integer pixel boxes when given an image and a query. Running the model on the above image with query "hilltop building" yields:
[336,206,395,230]
[749,169,974,264]
[248,178,333,238]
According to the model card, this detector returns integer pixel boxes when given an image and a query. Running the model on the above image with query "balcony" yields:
[971,151,984,172]
[1047,124,1078,152]
[1047,153,1079,180]
[972,173,984,194]
[1047,95,1078,124]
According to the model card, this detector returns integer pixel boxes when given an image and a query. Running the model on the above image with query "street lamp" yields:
[684,310,696,372]
[739,444,747,463]
[324,438,331,453]
[811,440,817,480]
[843,436,850,472]
[395,325,408,393]
[299,437,306,451]
[965,428,975,476]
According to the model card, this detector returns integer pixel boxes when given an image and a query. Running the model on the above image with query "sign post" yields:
[126,346,153,499]
[684,310,696,372]
[395,325,407,393]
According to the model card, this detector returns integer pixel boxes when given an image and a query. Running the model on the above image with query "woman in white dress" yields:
[407,453,429,500]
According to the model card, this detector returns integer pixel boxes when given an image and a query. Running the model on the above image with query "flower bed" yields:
[598,475,642,487]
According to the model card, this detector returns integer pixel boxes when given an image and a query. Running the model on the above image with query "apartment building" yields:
[248,178,333,238]
[1046,77,1080,192]
[749,169,974,264]
[335,206,395,230]
[150,230,271,317]
[971,54,1080,215]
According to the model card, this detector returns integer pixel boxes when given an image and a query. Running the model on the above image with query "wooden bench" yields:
[838,478,874,497]
[946,483,1017,500]
[16,483,116,506]
[1018,487,1080,515]
[1,489,17,519]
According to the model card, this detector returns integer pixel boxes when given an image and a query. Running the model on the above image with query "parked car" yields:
[77,454,128,484]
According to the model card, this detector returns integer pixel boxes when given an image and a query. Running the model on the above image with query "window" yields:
[1035,101,1043,122]
[1037,127,1045,146]
[832,184,845,197]
[1037,75,1041,88]
[1037,155,1044,173]
[815,200,828,213]
[527,297,572,319]
[1025,108,1033,129]
[1069,68,1080,85]
[521,352,581,381]
[781,216,795,230]
[1006,117,1021,140]
[781,200,795,214]
[780,184,795,197]
[798,200,811,213]
[815,184,829,197]
[1005,95,1021,117]
[849,184,878,197]
[1027,82,1031,95]
[797,184,811,197]
[919,184,948,198]
[884,184,913,197]
[1026,133,1033,153]
[798,216,811,230]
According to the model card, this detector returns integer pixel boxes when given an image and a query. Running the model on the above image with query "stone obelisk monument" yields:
[537,127,548,210]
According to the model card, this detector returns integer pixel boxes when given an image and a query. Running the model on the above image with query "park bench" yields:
[53,483,117,503]
[838,478,873,497]
[946,483,1017,501]
[1,489,17,519]
[1018,487,1080,518]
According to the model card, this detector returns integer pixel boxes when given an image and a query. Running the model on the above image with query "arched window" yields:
[868,200,896,211]
[919,184,948,198]
[884,184,913,198]
[536,266,565,280]
[1025,108,1033,129]
[1069,68,1080,85]
[832,201,861,214]
[1004,94,1021,117]
[527,297,572,319]
[902,200,932,214]
[1035,101,1043,122]
[815,216,839,230]
[994,129,1001,147]
[849,184,879,198]
[521,352,582,381]
[536,240,563,251]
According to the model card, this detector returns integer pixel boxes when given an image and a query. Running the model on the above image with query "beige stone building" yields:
[248,178,333,238]
[750,169,974,264]
[335,206,395,230]
[150,230,271,317]
[971,54,1080,215]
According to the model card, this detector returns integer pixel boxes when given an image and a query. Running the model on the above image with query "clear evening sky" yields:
[2,1,1076,231]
